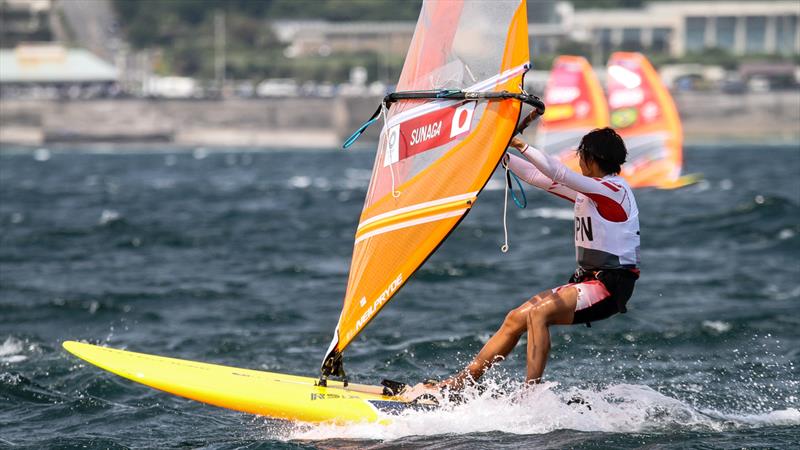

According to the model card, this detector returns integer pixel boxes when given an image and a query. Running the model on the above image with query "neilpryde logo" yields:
[355,273,404,332]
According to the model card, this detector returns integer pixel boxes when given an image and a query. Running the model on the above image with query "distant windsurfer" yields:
[404,127,640,399]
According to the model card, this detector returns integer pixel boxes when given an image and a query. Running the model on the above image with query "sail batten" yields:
[321,0,532,379]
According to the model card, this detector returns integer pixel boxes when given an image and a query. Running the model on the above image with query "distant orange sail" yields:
[607,52,691,188]
[322,0,533,379]
[536,55,608,172]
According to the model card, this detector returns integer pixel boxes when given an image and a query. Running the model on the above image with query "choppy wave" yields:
[287,382,800,441]
[0,336,30,363]
[2,144,799,448]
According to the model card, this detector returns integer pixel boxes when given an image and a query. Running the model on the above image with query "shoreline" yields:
[1,137,796,154]
[1,92,798,149]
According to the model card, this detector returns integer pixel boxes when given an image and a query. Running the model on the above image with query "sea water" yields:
[0,144,798,448]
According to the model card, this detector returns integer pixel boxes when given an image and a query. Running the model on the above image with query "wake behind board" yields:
[63,341,415,423]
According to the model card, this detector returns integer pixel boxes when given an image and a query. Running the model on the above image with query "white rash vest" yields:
[506,146,640,270]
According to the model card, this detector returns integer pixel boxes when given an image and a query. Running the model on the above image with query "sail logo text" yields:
[355,273,404,332]
[409,121,442,146]
[383,101,476,167]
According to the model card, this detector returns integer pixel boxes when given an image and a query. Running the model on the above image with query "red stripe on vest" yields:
[585,193,628,222]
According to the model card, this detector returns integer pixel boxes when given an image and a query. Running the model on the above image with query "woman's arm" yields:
[515,143,632,222]
[506,154,577,203]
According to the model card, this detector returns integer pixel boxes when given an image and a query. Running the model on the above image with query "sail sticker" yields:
[610,108,638,128]
[608,64,642,89]
[544,104,575,122]
[450,101,476,137]
[383,101,477,166]
[546,86,581,104]
[608,88,644,109]
[384,125,401,167]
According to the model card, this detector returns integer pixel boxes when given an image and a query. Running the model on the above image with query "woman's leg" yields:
[442,289,553,390]
[525,286,578,383]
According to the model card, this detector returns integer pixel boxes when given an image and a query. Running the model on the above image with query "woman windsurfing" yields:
[405,127,641,398]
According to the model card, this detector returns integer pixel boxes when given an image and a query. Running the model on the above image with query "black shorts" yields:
[559,268,638,325]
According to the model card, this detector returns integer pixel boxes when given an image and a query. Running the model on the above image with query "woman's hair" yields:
[577,127,628,174]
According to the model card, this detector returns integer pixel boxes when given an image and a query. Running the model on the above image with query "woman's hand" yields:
[510,136,527,152]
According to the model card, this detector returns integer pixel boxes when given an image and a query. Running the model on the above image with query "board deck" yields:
[62,341,412,423]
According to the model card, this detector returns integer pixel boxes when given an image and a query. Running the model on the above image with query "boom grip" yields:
[524,95,546,115]
[515,108,544,135]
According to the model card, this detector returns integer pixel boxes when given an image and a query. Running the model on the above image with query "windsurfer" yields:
[403,127,640,400]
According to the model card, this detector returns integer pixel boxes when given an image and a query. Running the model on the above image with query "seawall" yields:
[1,92,798,148]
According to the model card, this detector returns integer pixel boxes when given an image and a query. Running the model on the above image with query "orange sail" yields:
[536,55,608,172]
[322,0,533,379]
[607,52,694,189]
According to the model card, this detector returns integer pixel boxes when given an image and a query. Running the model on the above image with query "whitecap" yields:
[693,179,710,192]
[193,147,209,159]
[0,355,27,363]
[702,407,800,427]
[0,337,23,357]
[288,176,312,189]
[0,337,27,364]
[99,209,121,225]
[33,148,51,162]
[702,320,732,333]
[284,382,799,441]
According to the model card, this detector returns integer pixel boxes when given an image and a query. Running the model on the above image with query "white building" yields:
[565,1,800,59]
[272,2,799,67]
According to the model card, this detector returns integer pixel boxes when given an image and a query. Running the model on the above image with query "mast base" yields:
[319,349,347,387]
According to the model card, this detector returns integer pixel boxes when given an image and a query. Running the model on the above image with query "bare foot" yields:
[399,382,442,403]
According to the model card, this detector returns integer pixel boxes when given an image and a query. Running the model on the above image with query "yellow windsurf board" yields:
[63,341,411,423]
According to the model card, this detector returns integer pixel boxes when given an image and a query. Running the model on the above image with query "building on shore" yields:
[273,2,800,64]
[566,1,800,62]
[0,43,118,99]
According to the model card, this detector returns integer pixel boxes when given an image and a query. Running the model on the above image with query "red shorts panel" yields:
[552,280,611,312]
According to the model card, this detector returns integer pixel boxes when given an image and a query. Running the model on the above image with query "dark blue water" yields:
[1,144,798,448]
